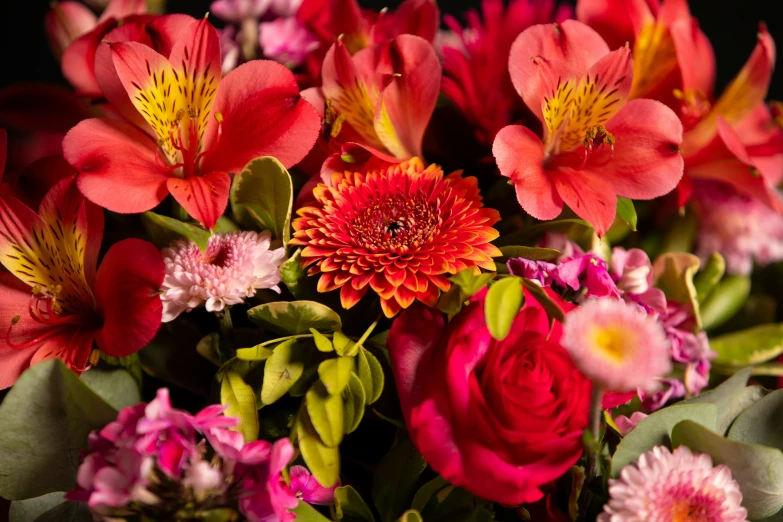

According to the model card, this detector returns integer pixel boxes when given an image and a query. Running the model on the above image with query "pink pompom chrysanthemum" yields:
[599,445,748,522]
[160,231,286,322]
[562,298,671,392]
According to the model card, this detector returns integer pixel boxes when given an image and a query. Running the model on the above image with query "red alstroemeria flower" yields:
[677,27,783,210]
[493,20,684,237]
[316,35,440,166]
[0,176,165,388]
[441,0,572,146]
[54,0,147,97]
[290,158,501,318]
[577,0,715,105]
[63,18,321,229]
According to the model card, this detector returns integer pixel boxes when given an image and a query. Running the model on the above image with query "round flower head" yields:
[290,159,501,317]
[562,298,671,391]
[160,231,286,322]
[599,445,748,522]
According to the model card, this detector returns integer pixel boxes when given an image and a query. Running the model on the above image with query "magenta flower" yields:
[239,439,299,522]
[259,17,320,67]
[211,0,273,23]
[290,465,337,505]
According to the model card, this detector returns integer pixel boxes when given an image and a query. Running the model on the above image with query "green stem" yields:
[355,313,383,349]
[585,386,604,484]
[217,308,234,363]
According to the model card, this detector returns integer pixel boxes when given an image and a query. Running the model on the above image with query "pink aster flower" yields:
[290,465,337,505]
[211,0,273,23]
[562,298,672,392]
[694,181,783,276]
[599,446,748,522]
[260,17,320,67]
[160,231,286,322]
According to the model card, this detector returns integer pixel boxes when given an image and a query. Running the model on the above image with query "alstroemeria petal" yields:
[200,60,321,173]
[371,0,438,45]
[670,18,716,96]
[329,0,369,53]
[99,0,146,23]
[0,274,43,389]
[373,35,440,159]
[65,118,170,213]
[509,20,610,125]
[62,18,117,97]
[598,98,684,199]
[45,1,98,56]
[94,238,165,358]
[575,0,650,49]
[167,171,230,230]
[552,167,617,238]
[493,125,563,221]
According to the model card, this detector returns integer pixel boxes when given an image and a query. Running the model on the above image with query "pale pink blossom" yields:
[599,446,748,522]
[259,17,320,67]
[562,298,672,392]
[211,0,272,23]
[613,412,648,437]
[160,231,286,322]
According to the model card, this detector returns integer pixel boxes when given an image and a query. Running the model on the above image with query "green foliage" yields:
[728,389,783,451]
[306,381,344,447]
[219,369,259,443]
[335,486,376,521]
[436,268,495,315]
[141,211,212,249]
[694,252,726,303]
[700,275,752,331]
[230,156,294,242]
[80,364,141,411]
[356,348,385,404]
[281,250,309,298]
[710,324,783,367]
[485,276,524,340]
[679,367,759,434]
[372,437,427,522]
[312,328,335,352]
[653,252,702,329]
[673,420,783,520]
[249,301,342,336]
[521,278,565,322]
[318,358,353,395]
[497,246,560,261]
[261,339,306,405]
[0,360,117,500]
[495,219,591,246]
[291,502,332,522]
[343,373,367,434]
[396,511,423,522]
[616,196,637,231]
[293,407,340,487]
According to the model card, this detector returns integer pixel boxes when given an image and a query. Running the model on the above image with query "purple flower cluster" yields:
[67,389,335,521]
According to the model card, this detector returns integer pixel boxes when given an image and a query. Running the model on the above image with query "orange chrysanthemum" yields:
[290,159,501,317]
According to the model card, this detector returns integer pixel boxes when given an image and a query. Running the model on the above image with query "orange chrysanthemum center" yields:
[349,193,439,253]
[290,158,501,317]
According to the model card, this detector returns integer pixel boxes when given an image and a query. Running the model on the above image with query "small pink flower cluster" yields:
[67,389,335,521]
[510,234,715,410]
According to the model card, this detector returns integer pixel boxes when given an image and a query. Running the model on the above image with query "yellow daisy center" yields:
[591,324,636,363]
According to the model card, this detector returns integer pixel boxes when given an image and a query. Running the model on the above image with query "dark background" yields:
[0,0,781,98]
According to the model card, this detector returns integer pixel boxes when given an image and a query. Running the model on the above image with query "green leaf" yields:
[652,252,702,329]
[220,369,259,443]
[396,511,423,522]
[333,331,357,357]
[700,275,751,331]
[728,389,783,450]
[616,196,637,231]
[197,332,222,366]
[80,364,141,411]
[236,345,276,361]
[679,367,756,434]
[9,492,91,522]
[249,301,342,336]
[343,372,366,434]
[485,276,524,340]
[411,476,450,513]
[611,403,717,477]
[306,381,344,448]
[356,348,385,404]
[230,156,294,241]
[99,353,142,387]
[660,208,697,254]
[437,269,496,315]
[335,485,376,522]
[497,246,560,262]
[311,329,334,352]
[711,324,783,367]
[372,437,427,522]
[319,358,353,395]
[291,501,332,522]
[295,408,340,487]
[281,249,309,298]
[694,252,726,303]
[261,339,306,404]
[496,219,591,246]
[0,360,117,500]
[673,420,783,519]
[521,278,565,322]
[141,211,212,250]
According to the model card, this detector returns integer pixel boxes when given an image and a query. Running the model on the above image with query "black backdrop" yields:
[1,0,781,100]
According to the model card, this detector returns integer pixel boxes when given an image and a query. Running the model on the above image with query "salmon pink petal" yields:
[167,172,230,230]
[201,61,321,173]
[65,118,170,213]
[599,99,684,200]
[99,0,146,23]
[329,0,369,53]
[509,20,610,123]
[62,18,118,97]
[0,274,44,389]
[373,35,440,159]
[13,156,77,209]
[552,168,617,238]
[167,17,222,103]
[493,125,563,221]
[670,18,716,96]
[372,0,438,45]
[94,238,165,358]
[575,0,650,50]
[45,2,98,57]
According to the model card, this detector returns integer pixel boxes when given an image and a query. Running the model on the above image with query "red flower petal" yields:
[167,171,230,230]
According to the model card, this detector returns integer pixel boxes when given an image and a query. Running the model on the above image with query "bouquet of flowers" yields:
[2,0,783,520]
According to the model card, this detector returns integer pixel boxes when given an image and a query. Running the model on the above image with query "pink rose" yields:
[387,288,591,504]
